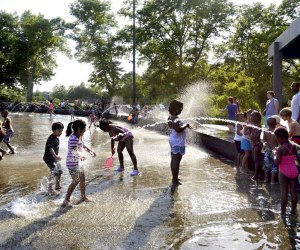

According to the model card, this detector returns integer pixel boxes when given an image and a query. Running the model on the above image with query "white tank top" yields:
[169,117,186,147]
[234,123,243,141]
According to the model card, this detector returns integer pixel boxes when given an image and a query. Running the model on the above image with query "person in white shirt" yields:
[291,82,300,123]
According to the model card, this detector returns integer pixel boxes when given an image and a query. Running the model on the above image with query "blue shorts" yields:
[170,145,186,155]
[241,138,251,151]
[1,129,13,143]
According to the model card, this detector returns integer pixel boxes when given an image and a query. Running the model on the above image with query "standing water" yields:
[0,113,299,249]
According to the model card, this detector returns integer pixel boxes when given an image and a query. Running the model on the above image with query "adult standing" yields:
[233,97,240,112]
[60,99,66,109]
[219,96,238,133]
[291,82,300,123]
[264,91,279,127]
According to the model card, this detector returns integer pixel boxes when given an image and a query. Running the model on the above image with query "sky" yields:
[0,0,283,92]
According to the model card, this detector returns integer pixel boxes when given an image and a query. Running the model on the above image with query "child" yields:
[168,100,192,186]
[88,110,97,128]
[0,121,6,160]
[262,117,278,184]
[99,119,139,176]
[274,127,298,217]
[234,113,246,172]
[129,107,139,125]
[62,119,96,207]
[69,106,75,121]
[279,108,300,145]
[1,110,15,154]
[272,115,284,128]
[48,100,54,119]
[241,109,253,173]
[113,102,118,116]
[249,110,263,180]
[43,122,64,195]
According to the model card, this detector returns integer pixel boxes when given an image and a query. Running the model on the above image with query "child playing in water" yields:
[62,119,96,207]
[279,108,300,145]
[262,117,278,184]
[0,121,6,160]
[48,100,54,119]
[274,127,298,217]
[43,122,64,195]
[234,113,246,172]
[168,100,192,186]
[88,110,97,128]
[241,109,253,173]
[1,110,15,154]
[69,106,75,121]
[249,110,263,180]
[99,119,139,176]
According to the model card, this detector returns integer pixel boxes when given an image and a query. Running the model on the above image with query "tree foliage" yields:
[70,0,124,97]
[120,0,234,96]
[0,11,69,102]
[2,0,300,113]
[221,1,300,109]
[0,11,22,87]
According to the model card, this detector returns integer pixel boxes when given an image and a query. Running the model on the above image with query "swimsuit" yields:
[291,136,300,145]
[279,145,298,179]
[263,148,277,173]
[111,127,133,142]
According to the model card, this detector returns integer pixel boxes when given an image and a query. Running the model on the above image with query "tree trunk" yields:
[26,71,34,102]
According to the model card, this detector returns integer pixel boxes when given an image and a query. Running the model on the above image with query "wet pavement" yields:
[0,113,299,249]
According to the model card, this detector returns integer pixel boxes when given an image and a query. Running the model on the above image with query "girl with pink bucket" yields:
[99,119,139,176]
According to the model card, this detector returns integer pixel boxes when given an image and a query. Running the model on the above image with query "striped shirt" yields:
[66,134,83,168]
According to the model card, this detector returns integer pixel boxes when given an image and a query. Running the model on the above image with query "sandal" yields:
[130,169,139,176]
[116,167,125,172]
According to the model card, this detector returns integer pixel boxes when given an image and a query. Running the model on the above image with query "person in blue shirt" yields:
[219,97,238,133]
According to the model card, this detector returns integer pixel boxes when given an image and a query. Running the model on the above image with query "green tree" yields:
[19,11,69,102]
[0,11,23,87]
[222,2,300,108]
[120,0,234,96]
[51,84,68,100]
[70,0,124,97]
[208,60,259,116]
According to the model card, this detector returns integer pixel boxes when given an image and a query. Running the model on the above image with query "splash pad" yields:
[0,111,299,249]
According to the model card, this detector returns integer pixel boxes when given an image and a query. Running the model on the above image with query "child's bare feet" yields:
[61,199,73,208]
[80,196,92,202]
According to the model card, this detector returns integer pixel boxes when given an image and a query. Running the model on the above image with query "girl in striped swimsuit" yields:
[62,119,96,208]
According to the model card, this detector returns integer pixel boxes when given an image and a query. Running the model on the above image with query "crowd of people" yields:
[224,82,300,217]
[2,82,300,216]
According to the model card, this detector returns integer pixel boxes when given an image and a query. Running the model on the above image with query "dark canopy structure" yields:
[268,16,300,108]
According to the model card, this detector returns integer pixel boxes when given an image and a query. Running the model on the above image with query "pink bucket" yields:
[105,156,114,169]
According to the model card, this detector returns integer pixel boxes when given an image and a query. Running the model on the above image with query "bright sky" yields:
[0,0,283,92]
